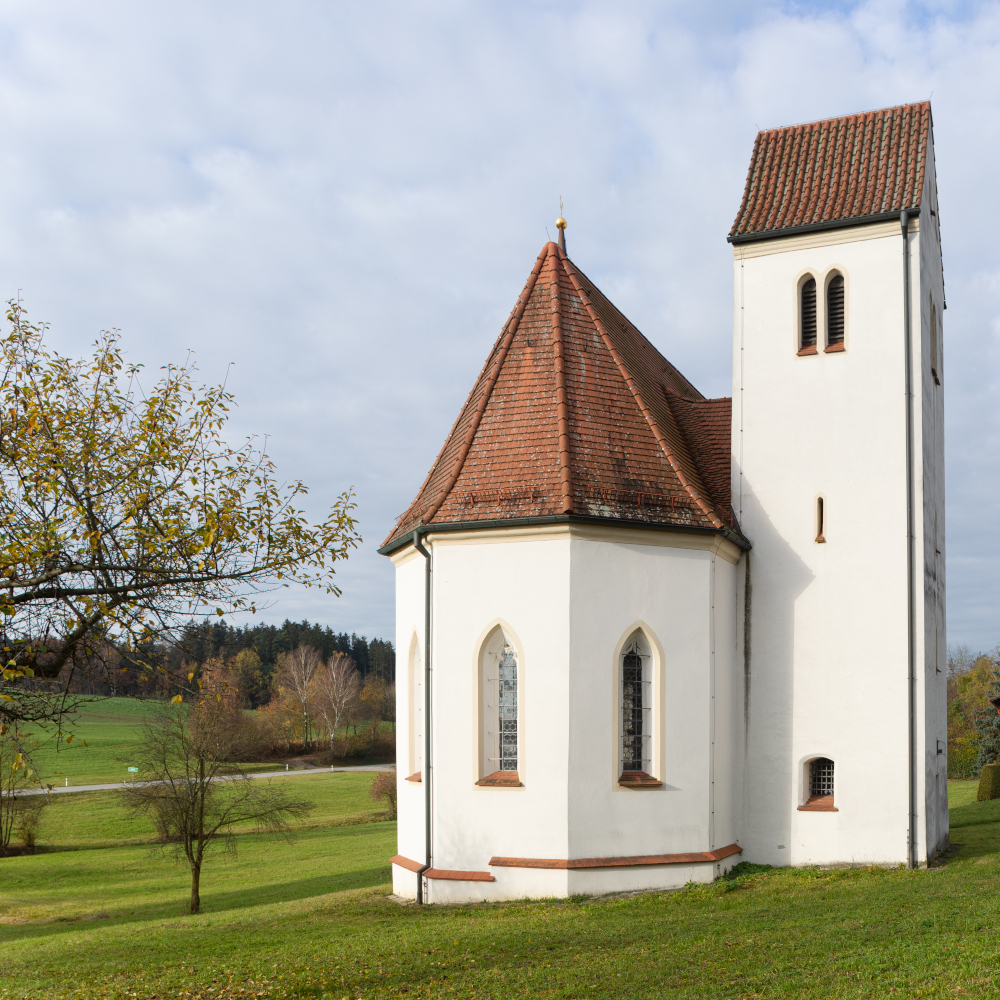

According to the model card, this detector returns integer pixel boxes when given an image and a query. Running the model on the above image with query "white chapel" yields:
[379,101,948,903]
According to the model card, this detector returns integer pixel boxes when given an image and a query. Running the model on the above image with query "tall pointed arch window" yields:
[826,273,845,350]
[406,634,422,782]
[930,299,940,384]
[619,631,660,787]
[477,626,520,786]
[799,277,817,354]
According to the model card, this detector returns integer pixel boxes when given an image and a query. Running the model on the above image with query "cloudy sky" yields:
[0,0,997,650]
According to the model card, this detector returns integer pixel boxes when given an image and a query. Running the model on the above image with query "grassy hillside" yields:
[20,697,392,787]
[19,697,166,787]
[0,780,997,998]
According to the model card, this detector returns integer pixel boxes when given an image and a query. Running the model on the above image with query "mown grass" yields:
[0,778,998,998]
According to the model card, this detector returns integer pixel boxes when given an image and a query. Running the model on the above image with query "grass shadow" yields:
[0,867,392,944]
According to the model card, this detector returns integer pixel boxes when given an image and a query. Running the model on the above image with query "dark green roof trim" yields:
[728,207,920,245]
[378,514,751,558]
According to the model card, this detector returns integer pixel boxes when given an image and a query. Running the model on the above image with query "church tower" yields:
[729,102,947,867]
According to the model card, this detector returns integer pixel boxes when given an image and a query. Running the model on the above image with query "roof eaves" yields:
[377,514,752,558]
[728,206,920,245]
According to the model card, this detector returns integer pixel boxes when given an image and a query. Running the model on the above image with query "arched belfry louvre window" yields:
[478,627,519,784]
[826,274,845,348]
[621,633,652,777]
[800,277,817,352]
[931,300,940,385]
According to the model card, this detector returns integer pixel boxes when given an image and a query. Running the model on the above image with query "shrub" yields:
[977,763,1000,801]
[369,771,397,819]
[13,797,45,851]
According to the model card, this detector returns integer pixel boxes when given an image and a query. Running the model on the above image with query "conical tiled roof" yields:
[381,241,743,551]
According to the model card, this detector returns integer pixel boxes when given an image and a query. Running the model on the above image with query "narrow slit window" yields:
[800,277,817,351]
[816,497,825,543]
[930,301,940,384]
[826,274,845,346]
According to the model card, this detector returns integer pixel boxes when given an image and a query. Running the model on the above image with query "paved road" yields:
[24,763,395,796]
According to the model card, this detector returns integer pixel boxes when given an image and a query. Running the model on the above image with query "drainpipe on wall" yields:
[413,528,433,902]
[902,210,917,870]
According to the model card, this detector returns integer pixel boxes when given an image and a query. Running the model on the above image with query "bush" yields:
[369,771,397,819]
[977,763,1000,801]
[949,736,979,779]
[13,797,45,851]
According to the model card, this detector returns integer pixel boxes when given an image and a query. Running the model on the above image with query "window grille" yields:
[809,757,834,797]
[621,638,651,773]
[801,277,817,349]
[826,274,845,346]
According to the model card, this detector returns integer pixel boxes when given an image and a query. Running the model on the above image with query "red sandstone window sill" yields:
[405,772,421,783]
[824,342,846,353]
[476,771,522,787]
[797,345,818,356]
[618,771,664,789]
[798,794,837,812]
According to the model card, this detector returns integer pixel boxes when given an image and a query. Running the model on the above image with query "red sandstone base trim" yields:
[390,854,496,882]
[488,842,742,870]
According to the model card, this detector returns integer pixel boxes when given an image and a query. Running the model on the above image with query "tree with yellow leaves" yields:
[0,302,360,735]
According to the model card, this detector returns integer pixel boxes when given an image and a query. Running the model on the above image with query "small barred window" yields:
[826,274,845,346]
[810,757,835,798]
[800,277,817,350]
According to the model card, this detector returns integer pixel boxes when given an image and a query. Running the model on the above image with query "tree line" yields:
[57,619,395,708]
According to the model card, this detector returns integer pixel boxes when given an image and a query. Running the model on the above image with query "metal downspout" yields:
[902,210,917,869]
[413,528,432,901]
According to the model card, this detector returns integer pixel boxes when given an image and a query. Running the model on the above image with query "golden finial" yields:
[556,197,567,252]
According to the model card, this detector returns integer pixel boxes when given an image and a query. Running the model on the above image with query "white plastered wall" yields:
[389,524,741,901]
[732,192,946,865]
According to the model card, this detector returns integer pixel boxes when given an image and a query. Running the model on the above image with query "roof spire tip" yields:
[555,196,567,253]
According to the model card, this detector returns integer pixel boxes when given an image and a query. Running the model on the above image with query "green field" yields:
[1,778,1000,997]
[17,697,383,787]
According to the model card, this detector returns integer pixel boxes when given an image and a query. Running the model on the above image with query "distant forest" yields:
[65,619,395,701]
[169,619,396,684]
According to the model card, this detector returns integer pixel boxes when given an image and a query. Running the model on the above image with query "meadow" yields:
[3,705,1000,998]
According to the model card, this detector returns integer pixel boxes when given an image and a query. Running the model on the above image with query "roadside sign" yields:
[127,767,138,772]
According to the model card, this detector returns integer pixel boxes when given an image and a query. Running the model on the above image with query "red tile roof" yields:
[729,102,931,242]
[382,242,743,551]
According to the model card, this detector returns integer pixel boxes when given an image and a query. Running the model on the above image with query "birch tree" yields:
[312,653,360,754]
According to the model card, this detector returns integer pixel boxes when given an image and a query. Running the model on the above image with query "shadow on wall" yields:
[739,472,814,866]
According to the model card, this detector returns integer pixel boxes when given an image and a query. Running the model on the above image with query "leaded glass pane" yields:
[622,647,644,771]
[497,640,517,771]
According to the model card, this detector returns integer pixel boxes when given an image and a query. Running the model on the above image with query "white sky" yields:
[0,1,998,650]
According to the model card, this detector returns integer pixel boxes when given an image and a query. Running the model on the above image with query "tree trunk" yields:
[190,860,201,913]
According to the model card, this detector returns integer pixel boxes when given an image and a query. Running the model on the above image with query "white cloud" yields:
[0,0,996,647]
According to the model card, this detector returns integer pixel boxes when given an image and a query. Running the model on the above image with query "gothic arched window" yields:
[477,626,520,785]
[826,273,845,348]
[799,276,817,353]
[621,634,651,776]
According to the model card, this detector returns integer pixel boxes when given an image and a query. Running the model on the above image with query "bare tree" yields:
[312,653,360,755]
[124,701,312,913]
[274,645,322,744]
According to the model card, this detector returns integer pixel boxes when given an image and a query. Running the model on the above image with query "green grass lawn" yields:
[20,697,392,787]
[1,778,1000,998]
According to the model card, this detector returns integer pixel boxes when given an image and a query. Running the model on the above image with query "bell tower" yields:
[730,103,947,867]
